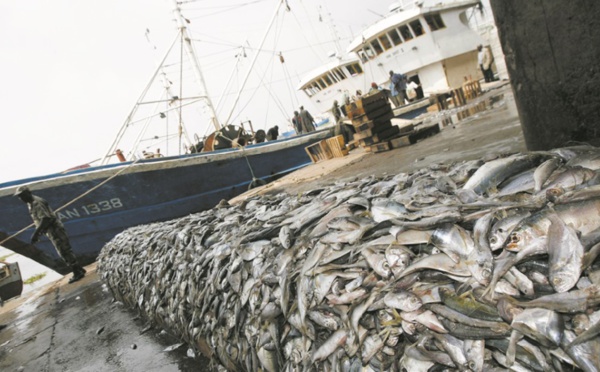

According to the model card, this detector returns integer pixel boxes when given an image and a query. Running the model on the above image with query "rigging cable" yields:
[279,52,300,113]
[179,26,185,154]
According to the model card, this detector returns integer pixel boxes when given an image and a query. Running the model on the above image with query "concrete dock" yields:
[0,81,525,371]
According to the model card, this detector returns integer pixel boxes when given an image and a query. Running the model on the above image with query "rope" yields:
[213,129,264,189]
[0,158,142,247]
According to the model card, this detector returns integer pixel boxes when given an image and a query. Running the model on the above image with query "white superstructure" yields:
[298,0,485,117]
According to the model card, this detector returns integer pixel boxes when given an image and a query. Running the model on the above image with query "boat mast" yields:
[223,0,287,126]
[171,0,221,131]
[100,33,180,165]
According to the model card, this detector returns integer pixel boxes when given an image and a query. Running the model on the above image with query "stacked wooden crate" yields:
[345,90,400,153]
[305,134,348,163]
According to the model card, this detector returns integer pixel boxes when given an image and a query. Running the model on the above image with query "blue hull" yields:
[0,130,332,274]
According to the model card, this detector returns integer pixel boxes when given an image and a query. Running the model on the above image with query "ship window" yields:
[317,78,327,89]
[358,50,368,63]
[388,29,403,46]
[378,34,393,50]
[398,25,413,41]
[323,74,333,86]
[304,88,314,97]
[346,63,363,76]
[313,82,321,92]
[409,19,425,37]
[334,68,346,81]
[329,72,339,83]
[363,45,376,59]
[370,39,384,55]
[425,13,446,31]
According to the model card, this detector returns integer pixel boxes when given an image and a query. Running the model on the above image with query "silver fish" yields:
[370,199,408,222]
[463,153,544,195]
[278,225,293,249]
[396,253,471,280]
[383,290,422,312]
[543,165,596,191]
[463,339,484,372]
[308,205,354,238]
[547,212,584,292]
[510,307,564,348]
[533,157,562,192]
[512,284,600,313]
[488,210,530,251]
[564,329,600,372]
[311,329,347,363]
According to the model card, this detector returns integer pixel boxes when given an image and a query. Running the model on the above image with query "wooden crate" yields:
[353,121,393,140]
[398,123,415,135]
[354,119,394,133]
[305,140,332,163]
[325,135,348,158]
[389,135,412,148]
[358,126,400,146]
[351,107,394,126]
[462,79,482,100]
[344,90,389,119]
[346,99,388,119]
[365,141,392,153]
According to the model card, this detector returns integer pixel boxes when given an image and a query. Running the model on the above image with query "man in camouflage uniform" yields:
[14,186,86,283]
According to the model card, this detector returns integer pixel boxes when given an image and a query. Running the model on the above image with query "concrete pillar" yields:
[489,0,600,150]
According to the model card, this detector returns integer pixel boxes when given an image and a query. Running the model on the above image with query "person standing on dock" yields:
[14,186,86,284]
[389,70,408,107]
[292,111,303,135]
[299,106,316,133]
[477,44,496,83]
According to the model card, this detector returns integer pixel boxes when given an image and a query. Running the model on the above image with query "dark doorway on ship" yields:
[407,75,424,101]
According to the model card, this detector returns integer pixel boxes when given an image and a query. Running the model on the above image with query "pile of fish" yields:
[98,144,600,371]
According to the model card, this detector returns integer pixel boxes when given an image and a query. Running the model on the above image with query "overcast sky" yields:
[0,0,398,183]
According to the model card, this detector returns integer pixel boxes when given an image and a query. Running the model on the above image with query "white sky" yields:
[0,0,393,183]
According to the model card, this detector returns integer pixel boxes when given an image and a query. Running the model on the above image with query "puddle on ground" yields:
[14,296,43,333]
[422,93,506,128]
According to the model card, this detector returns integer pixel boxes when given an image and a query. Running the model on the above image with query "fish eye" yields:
[510,234,520,243]
[489,236,497,244]
[467,361,476,370]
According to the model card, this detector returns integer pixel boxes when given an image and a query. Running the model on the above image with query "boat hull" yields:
[0,130,332,274]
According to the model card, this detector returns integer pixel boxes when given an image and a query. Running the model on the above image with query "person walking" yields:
[14,186,86,284]
[292,111,303,134]
[389,70,408,107]
[299,106,316,132]
[331,100,352,143]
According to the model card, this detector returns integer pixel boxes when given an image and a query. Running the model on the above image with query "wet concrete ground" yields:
[0,264,209,371]
[236,81,525,199]
[0,81,525,371]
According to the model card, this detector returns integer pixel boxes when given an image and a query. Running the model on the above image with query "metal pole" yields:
[170,0,221,131]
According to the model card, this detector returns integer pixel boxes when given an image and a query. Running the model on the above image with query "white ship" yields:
[298,0,488,118]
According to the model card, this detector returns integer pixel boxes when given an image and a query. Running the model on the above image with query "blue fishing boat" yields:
[0,129,330,274]
[0,1,333,274]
